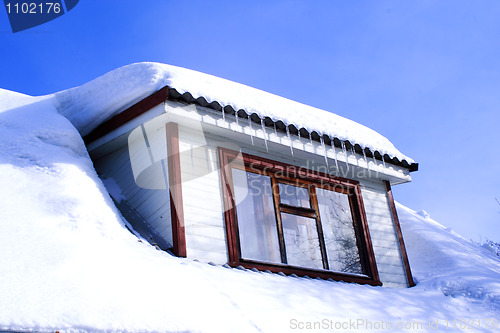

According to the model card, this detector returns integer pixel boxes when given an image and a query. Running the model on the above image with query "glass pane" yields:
[316,188,363,275]
[232,168,281,263]
[279,183,310,208]
[281,213,323,270]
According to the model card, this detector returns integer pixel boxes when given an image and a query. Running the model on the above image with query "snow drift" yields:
[0,68,499,332]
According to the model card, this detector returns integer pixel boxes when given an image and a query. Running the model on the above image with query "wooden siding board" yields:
[370,238,400,251]
[181,182,223,210]
[183,195,224,213]
[378,267,407,277]
[180,172,221,188]
[180,208,222,227]
[377,267,406,276]
[95,149,132,194]
[111,146,167,198]
[363,205,393,214]
[127,161,167,191]
[374,255,409,266]
[369,233,401,243]
[360,184,408,288]
[362,200,389,208]
[152,224,173,244]
[369,238,400,248]
[178,125,228,264]
[131,191,163,217]
[183,230,225,257]
[127,189,159,211]
[181,171,220,187]
[185,232,227,250]
[143,211,167,231]
[94,141,173,251]
[109,156,142,197]
[378,274,407,285]
[134,189,168,213]
[383,281,407,288]
[97,152,130,178]
[145,204,170,223]
[184,223,225,240]
[378,267,407,278]
[187,248,228,265]
[364,222,395,233]
[369,247,401,258]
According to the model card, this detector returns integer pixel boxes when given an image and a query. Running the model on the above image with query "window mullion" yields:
[279,204,317,218]
[309,185,329,271]
[271,175,288,264]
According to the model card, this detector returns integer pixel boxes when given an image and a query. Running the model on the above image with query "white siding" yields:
[94,143,173,247]
[360,181,408,288]
[178,125,228,264]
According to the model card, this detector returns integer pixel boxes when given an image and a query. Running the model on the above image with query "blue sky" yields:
[1,0,499,242]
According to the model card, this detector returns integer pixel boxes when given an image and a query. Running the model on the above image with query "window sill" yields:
[230,259,383,286]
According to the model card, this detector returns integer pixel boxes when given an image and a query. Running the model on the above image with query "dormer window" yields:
[218,148,381,285]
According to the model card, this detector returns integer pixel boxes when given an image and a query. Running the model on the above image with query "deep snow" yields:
[0,69,499,332]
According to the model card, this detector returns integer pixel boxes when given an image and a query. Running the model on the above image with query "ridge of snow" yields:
[0,87,499,332]
[53,62,414,164]
[0,88,43,113]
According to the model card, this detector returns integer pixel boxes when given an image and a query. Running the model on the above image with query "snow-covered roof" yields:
[54,63,417,169]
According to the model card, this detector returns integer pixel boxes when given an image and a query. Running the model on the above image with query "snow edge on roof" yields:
[54,62,416,167]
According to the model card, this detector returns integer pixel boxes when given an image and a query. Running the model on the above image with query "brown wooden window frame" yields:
[218,147,381,286]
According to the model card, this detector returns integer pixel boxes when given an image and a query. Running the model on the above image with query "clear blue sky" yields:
[1,0,499,242]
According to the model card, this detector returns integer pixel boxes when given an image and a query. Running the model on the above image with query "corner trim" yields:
[166,122,186,257]
[385,181,415,287]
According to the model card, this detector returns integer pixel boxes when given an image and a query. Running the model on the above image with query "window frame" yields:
[218,147,381,286]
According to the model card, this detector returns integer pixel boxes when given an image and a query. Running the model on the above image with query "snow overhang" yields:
[84,85,418,173]
[53,62,416,172]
